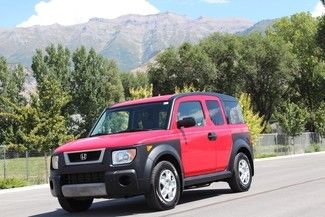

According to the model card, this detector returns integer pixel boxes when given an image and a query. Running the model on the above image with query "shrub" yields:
[238,93,265,145]
[305,143,321,153]
[0,178,27,189]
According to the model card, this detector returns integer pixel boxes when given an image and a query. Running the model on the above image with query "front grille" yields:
[61,172,105,185]
[68,150,101,163]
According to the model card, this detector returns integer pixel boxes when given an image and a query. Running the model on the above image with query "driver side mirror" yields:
[177,117,196,129]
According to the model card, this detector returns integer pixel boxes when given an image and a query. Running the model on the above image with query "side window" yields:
[206,100,224,125]
[223,100,245,124]
[177,101,205,127]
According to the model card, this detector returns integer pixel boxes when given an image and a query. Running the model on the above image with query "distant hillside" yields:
[0,12,253,71]
[238,19,276,35]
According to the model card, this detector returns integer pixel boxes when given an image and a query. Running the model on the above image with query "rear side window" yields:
[206,100,224,125]
[223,100,245,124]
[177,101,205,126]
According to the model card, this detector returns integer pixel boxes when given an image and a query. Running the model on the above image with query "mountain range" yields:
[0,12,260,71]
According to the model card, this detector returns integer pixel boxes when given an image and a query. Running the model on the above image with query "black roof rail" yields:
[169,92,237,102]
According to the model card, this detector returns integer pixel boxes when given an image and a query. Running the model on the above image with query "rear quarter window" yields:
[223,100,245,124]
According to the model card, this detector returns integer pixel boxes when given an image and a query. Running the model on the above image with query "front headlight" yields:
[51,156,59,170]
[112,149,136,165]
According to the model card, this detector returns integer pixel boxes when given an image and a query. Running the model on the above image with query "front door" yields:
[171,96,217,177]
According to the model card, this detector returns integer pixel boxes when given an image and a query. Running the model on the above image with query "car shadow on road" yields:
[30,188,232,217]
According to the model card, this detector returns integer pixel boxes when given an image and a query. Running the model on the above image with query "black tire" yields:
[58,197,93,212]
[228,152,252,192]
[145,161,181,211]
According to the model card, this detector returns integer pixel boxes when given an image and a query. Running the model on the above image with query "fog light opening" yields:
[50,181,54,190]
[119,175,131,187]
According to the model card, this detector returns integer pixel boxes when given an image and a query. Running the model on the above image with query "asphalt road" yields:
[1,152,325,217]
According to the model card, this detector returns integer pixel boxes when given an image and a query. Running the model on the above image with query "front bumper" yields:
[50,146,152,198]
[62,183,107,197]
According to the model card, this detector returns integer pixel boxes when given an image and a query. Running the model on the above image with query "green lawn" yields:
[0,156,50,185]
[254,143,325,159]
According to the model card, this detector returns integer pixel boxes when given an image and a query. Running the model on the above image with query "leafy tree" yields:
[121,72,149,99]
[28,77,74,181]
[175,84,198,94]
[275,102,307,146]
[316,15,325,59]
[238,93,265,145]
[149,43,217,96]
[200,33,243,95]
[315,102,325,137]
[71,47,124,135]
[28,78,73,152]
[0,97,36,151]
[238,33,296,124]
[268,13,325,131]
[0,57,26,147]
[0,58,25,104]
[32,44,71,92]
[0,71,73,181]
[129,84,153,100]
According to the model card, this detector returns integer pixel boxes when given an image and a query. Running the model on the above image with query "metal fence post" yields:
[3,146,6,179]
[26,150,29,180]
[275,133,278,146]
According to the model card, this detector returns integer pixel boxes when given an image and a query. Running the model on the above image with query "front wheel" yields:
[228,152,252,192]
[58,197,93,212]
[145,161,181,211]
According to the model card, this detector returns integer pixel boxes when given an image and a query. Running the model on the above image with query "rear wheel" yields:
[228,152,252,192]
[58,197,93,212]
[145,161,181,211]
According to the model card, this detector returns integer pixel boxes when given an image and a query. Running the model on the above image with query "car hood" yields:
[55,130,176,153]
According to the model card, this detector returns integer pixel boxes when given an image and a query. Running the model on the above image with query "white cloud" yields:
[312,2,325,17]
[202,0,229,4]
[17,0,160,27]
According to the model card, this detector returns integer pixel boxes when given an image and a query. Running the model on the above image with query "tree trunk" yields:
[290,136,295,154]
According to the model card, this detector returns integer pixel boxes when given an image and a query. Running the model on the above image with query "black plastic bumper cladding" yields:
[50,141,182,198]
[228,133,255,176]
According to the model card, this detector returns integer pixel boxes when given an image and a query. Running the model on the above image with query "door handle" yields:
[208,132,217,141]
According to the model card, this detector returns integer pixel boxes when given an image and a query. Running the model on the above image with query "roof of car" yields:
[110,92,236,108]
[111,94,174,108]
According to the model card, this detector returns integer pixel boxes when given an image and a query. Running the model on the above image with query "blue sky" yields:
[0,0,323,28]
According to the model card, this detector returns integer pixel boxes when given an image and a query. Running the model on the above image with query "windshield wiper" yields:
[113,129,152,134]
[112,128,165,135]
[90,128,162,137]
[89,132,109,137]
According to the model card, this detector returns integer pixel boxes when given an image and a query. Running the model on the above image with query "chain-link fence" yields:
[254,132,325,157]
[0,147,51,184]
[0,132,324,184]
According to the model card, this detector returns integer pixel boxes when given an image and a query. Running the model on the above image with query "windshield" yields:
[90,101,171,136]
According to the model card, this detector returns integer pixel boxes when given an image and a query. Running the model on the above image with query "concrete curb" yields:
[0,184,48,195]
[255,151,325,162]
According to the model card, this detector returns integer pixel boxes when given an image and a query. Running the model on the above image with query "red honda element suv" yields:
[50,92,254,212]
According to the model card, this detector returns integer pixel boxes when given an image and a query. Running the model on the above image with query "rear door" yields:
[204,96,233,171]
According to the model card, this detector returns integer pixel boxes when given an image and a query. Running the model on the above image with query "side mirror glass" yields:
[177,117,196,129]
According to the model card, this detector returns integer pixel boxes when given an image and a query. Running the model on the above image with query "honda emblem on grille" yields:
[80,153,87,161]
